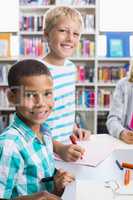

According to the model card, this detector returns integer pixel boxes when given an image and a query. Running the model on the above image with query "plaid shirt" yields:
[0,114,55,199]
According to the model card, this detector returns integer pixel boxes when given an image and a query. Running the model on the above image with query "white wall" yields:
[0,0,19,32]
[99,0,133,32]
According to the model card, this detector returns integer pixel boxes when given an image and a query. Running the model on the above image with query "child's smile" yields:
[46,16,81,63]
[15,75,54,130]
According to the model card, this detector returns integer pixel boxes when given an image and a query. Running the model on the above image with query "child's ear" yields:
[44,29,49,39]
[7,90,16,105]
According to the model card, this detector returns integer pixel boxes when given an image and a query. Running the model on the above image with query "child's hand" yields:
[14,191,62,200]
[53,169,75,196]
[120,129,133,144]
[73,125,91,141]
[59,144,85,162]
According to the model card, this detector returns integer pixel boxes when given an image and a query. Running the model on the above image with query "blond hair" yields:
[128,61,133,82]
[43,6,84,32]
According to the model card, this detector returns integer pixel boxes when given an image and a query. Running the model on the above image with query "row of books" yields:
[19,0,54,5]
[98,66,127,83]
[98,89,113,108]
[0,111,108,134]
[20,0,95,5]
[20,37,49,56]
[0,63,127,86]
[0,89,10,108]
[77,65,94,82]
[20,37,95,57]
[74,39,95,58]
[0,112,14,133]
[76,88,95,108]
[56,0,95,5]
[0,64,11,84]
[0,33,19,57]
[20,15,43,32]
[20,14,95,33]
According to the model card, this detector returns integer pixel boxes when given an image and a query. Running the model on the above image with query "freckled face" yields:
[47,16,81,60]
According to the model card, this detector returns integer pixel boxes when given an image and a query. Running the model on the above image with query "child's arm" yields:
[53,141,85,162]
[72,124,91,140]
[53,169,75,196]
[120,129,133,144]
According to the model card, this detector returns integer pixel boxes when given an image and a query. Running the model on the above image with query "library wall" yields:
[0,0,131,134]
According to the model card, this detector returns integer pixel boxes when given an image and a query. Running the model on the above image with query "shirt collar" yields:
[11,113,37,143]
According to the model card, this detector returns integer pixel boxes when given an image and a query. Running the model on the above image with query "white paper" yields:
[55,136,115,167]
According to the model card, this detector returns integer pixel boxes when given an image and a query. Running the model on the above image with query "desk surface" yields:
[56,134,133,200]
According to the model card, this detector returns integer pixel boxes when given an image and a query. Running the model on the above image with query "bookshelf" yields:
[0,0,131,134]
[0,59,17,133]
[96,58,130,133]
[0,0,19,132]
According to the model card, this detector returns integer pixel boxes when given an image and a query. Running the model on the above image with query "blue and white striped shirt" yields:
[0,114,55,199]
[43,59,76,142]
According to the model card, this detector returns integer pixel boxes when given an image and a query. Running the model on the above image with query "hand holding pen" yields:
[53,169,75,196]
[41,168,75,197]
[53,140,85,162]
[70,135,85,160]
[55,135,85,162]
[73,124,91,141]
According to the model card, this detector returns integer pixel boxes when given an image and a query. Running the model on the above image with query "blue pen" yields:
[41,168,57,183]
[116,160,123,170]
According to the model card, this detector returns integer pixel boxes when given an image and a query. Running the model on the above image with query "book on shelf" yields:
[85,88,95,108]
[106,32,131,57]
[10,35,19,57]
[85,66,94,82]
[109,38,123,57]
[76,87,95,108]
[20,37,48,56]
[84,14,95,33]
[20,15,43,32]
[0,33,19,57]
[0,33,11,57]
[0,65,8,84]
[98,64,127,83]
[98,89,113,108]
[0,88,10,108]
[97,35,107,57]
[129,35,133,57]
[77,65,94,83]
[20,0,52,5]
[56,0,95,5]
[74,39,95,58]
